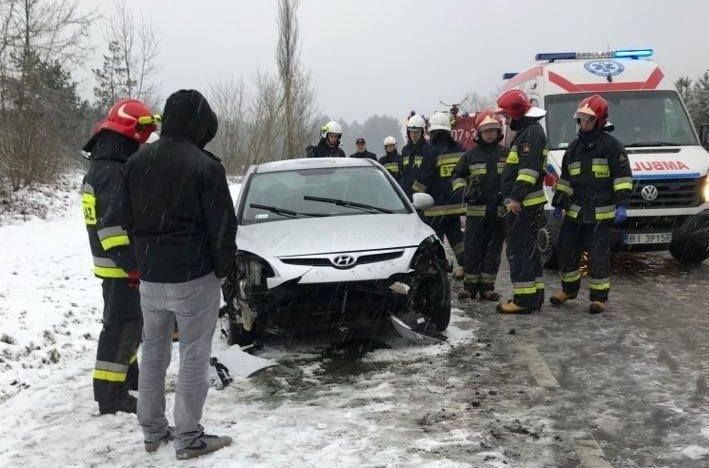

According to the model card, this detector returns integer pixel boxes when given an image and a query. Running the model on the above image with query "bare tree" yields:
[208,78,246,173]
[276,0,317,158]
[247,72,281,165]
[103,0,159,100]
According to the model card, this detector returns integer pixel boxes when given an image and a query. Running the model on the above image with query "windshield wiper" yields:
[626,141,679,148]
[303,195,393,214]
[249,203,328,219]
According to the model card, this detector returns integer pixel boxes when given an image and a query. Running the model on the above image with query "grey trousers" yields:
[137,272,221,451]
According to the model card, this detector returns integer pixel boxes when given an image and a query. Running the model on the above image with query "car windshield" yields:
[545,91,698,150]
[239,166,410,225]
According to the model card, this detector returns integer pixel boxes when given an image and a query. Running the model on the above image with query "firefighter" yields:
[81,99,159,414]
[401,114,430,200]
[495,90,549,314]
[550,95,632,314]
[379,136,402,182]
[452,110,508,301]
[413,112,466,275]
[306,120,346,157]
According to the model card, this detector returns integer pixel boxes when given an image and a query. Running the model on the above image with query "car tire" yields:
[539,212,560,270]
[670,214,709,266]
[422,258,452,331]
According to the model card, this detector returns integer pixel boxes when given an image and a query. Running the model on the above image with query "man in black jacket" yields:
[496,89,549,314]
[119,90,237,460]
[82,98,159,415]
[452,110,508,301]
[306,120,345,157]
[350,137,377,159]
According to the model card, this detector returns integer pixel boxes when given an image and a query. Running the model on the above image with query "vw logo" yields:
[584,60,625,77]
[332,255,357,269]
[641,185,659,201]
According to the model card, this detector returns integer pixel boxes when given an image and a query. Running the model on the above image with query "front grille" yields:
[280,251,404,268]
[629,176,705,209]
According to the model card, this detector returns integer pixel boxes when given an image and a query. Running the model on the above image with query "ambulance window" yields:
[544,91,698,149]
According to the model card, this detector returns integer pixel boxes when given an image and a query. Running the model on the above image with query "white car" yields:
[225,157,451,346]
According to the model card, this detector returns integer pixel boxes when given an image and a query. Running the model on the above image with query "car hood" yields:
[237,213,433,258]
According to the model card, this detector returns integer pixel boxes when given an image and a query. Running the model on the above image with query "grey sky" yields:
[79,0,709,123]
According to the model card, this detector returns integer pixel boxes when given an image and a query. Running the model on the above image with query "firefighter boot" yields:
[480,290,501,302]
[549,291,577,306]
[99,394,137,415]
[496,300,531,315]
[589,301,605,314]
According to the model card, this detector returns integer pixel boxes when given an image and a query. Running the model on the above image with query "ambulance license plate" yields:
[624,232,672,245]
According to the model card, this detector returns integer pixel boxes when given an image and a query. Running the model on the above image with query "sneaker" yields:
[176,433,232,460]
[145,426,175,453]
[98,394,137,415]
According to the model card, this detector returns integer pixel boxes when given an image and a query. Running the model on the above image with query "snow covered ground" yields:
[2,177,709,467]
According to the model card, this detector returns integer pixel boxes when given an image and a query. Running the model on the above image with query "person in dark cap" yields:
[350,137,377,159]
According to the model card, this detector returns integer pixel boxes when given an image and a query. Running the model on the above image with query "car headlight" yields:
[704,178,709,202]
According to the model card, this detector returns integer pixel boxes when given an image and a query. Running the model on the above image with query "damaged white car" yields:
[223,157,451,347]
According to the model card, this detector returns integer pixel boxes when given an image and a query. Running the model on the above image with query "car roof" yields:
[252,157,377,174]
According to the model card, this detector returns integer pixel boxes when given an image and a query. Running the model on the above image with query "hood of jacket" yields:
[161,89,218,149]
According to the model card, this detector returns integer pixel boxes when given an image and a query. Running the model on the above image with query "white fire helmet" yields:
[384,136,397,146]
[428,112,452,132]
[321,120,343,138]
[406,114,426,130]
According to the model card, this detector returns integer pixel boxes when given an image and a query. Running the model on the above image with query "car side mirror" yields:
[412,192,434,210]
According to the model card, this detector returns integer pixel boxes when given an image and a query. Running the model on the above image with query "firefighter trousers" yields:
[557,220,611,302]
[94,279,142,404]
[427,215,464,266]
[464,215,506,294]
[505,208,544,310]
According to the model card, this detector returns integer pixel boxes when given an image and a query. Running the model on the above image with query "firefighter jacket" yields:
[412,132,466,217]
[552,129,632,223]
[379,151,403,182]
[400,137,431,199]
[121,90,238,283]
[82,131,139,280]
[306,138,346,158]
[501,117,548,210]
[452,138,509,218]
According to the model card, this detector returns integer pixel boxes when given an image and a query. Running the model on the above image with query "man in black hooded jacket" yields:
[118,90,237,460]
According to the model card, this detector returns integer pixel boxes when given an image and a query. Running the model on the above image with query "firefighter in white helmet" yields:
[400,113,430,199]
[413,111,466,275]
[378,136,402,183]
[306,120,345,158]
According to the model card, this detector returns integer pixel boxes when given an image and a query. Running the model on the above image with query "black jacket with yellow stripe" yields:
[452,139,509,218]
[552,129,632,223]
[400,137,430,199]
[412,132,465,217]
[501,117,548,210]
[82,131,138,280]
[378,151,403,182]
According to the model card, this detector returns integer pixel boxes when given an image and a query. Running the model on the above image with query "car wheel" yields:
[539,212,560,270]
[670,215,709,266]
[411,250,451,332]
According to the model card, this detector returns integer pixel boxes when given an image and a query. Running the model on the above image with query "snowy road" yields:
[1,194,709,467]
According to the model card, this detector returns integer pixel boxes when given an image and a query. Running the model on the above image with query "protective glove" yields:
[553,206,563,220]
[614,205,628,224]
[127,269,140,289]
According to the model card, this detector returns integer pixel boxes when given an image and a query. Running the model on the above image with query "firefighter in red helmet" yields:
[550,94,632,314]
[495,89,549,314]
[452,110,508,301]
[81,98,160,414]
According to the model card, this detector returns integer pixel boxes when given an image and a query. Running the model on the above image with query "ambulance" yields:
[501,49,709,266]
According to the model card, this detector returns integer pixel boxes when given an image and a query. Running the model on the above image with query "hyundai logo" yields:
[641,185,659,201]
[332,255,357,269]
